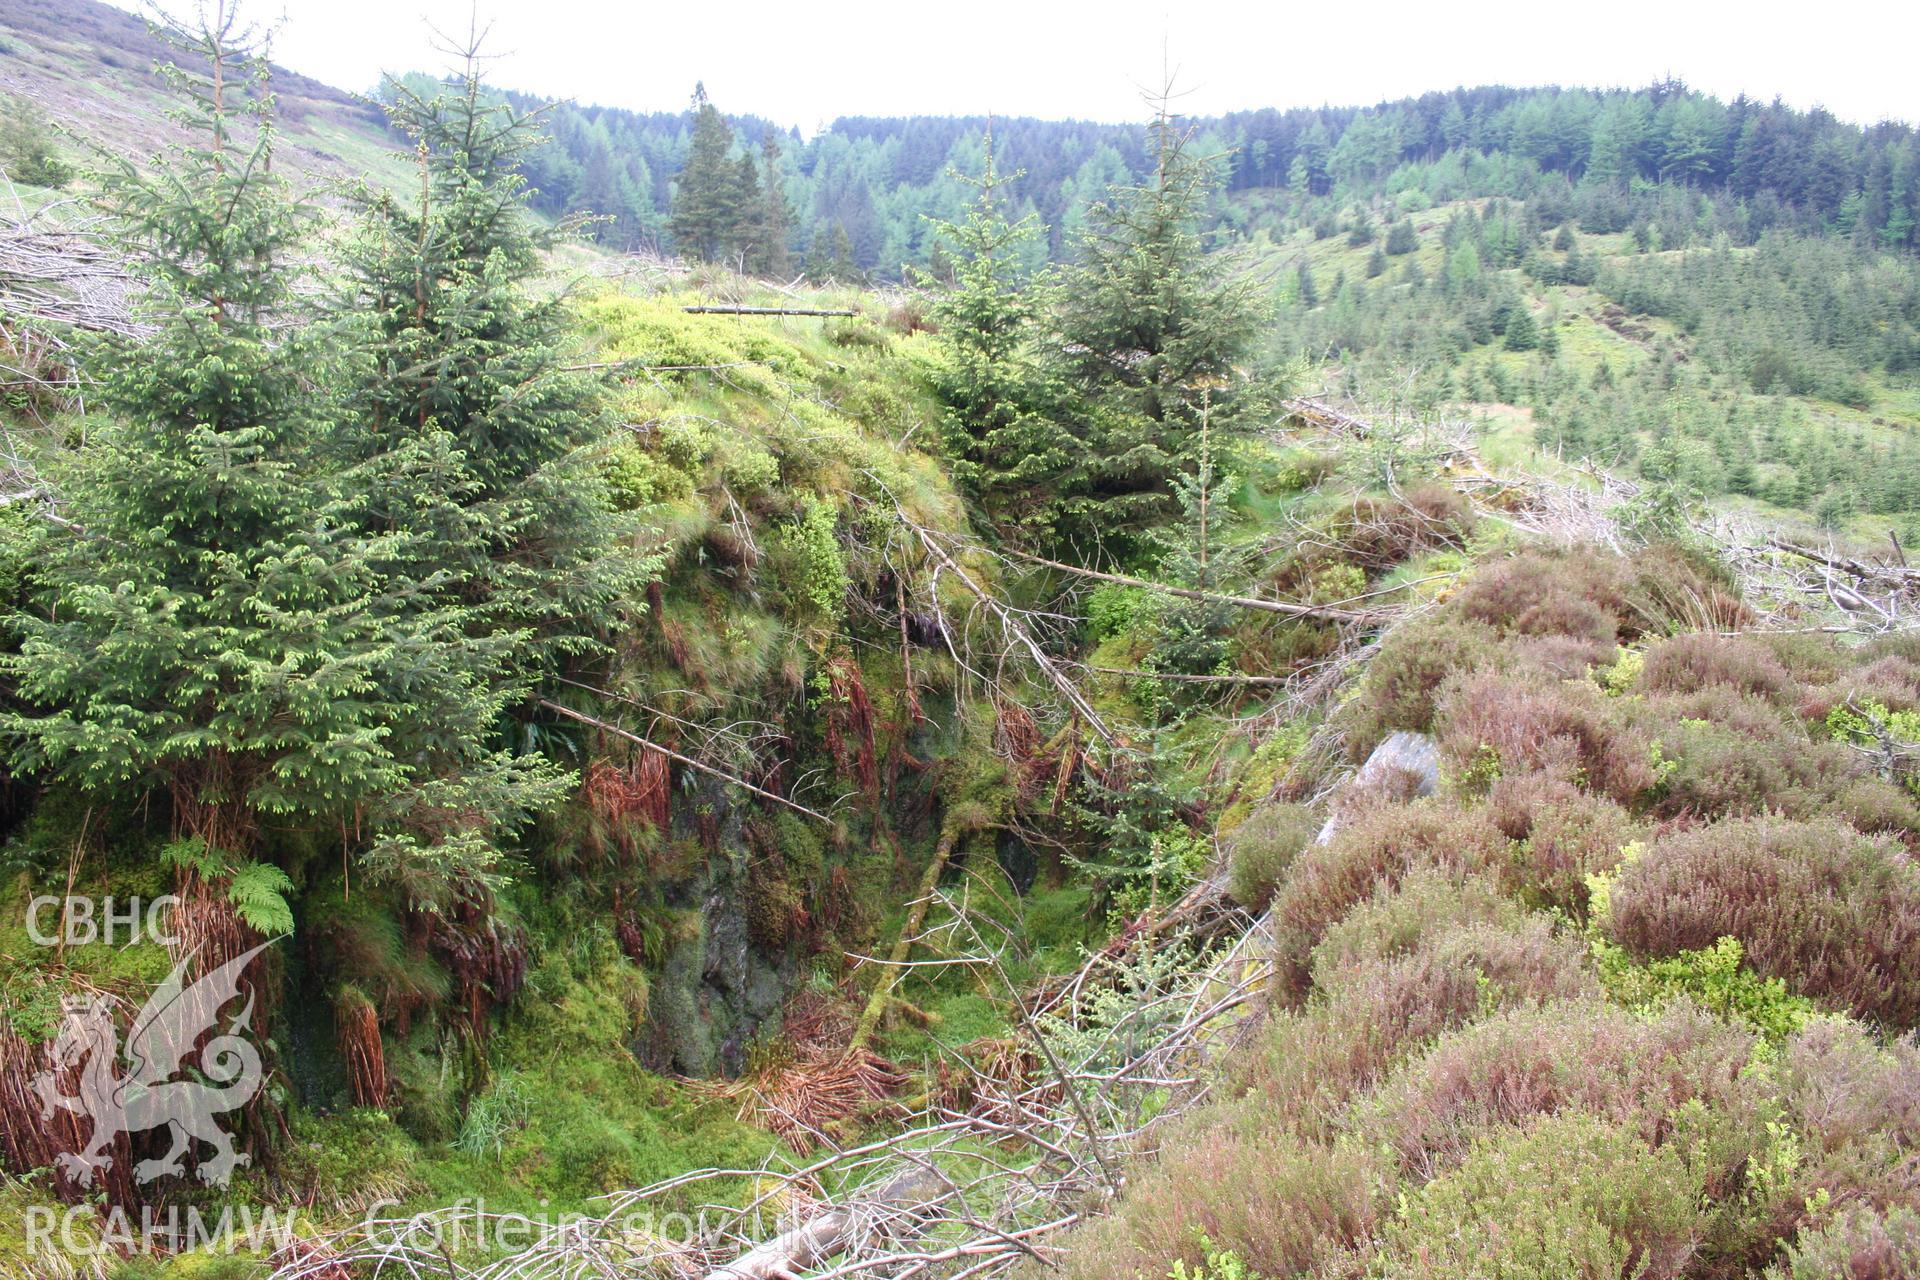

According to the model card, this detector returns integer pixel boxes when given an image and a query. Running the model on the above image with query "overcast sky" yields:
[120,0,1918,132]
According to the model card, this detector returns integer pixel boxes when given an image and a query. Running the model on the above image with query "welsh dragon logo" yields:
[31,942,270,1188]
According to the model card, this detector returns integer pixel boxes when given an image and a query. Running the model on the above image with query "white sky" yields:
[119,0,1919,131]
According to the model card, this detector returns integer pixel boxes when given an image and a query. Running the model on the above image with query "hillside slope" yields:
[1250,194,1920,543]
[1,0,410,189]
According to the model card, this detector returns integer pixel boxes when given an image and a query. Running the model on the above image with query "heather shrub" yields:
[1867,631,1920,666]
[1444,542,1745,652]
[1309,867,1528,980]
[1322,757,1439,829]
[1759,632,1853,685]
[1472,577,1616,649]
[1833,778,1920,838]
[1798,654,1920,722]
[1050,1119,1383,1280]
[1269,489,1472,607]
[1850,655,1920,710]
[1451,549,1635,647]
[1604,817,1920,1027]
[1224,802,1320,911]
[1507,630,1619,678]
[1775,1018,1920,1207]
[1267,801,1508,999]
[1628,696,1855,819]
[1770,1205,1920,1280]
[1649,682,1809,738]
[1340,614,1501,754]
[1359,1000,1761,1183]
[1866,633,1920,675]
[1435,669,1659,803]
[1485,773,1639,915]
[1257,914,1595,1136]
[1628,540,1752,633]
[1639,632,1792,700]
[1325,484,1475,571]
[1376,1111,1706,1280]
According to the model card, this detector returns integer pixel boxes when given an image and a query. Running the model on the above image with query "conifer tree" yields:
[341,47,650,772]
[924,130,1074,543]
[1,8,569,877]
[1295,257,1319,307]
[1504,306,1541,351]
[668,83,739,261]
[925,241,955,286]
[0,95,71,188]
[1145,390,1239,681]
[725,149,761,265]
[810,221,859,282]
[1052,89,1261,551]
[751,133,793,278]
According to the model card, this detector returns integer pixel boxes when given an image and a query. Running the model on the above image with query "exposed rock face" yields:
[638,776,803,1077]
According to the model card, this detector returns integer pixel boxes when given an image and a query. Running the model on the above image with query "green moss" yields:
[132,1256,265,1280]
[770,810,827,880]
[1022,885,1097,970]
[384,1023,462,1143]
[263,1109,423,1215]
[880,990,1006,1061]
[0,859,177,1042]
[0,1176,111,1280]
[575,293,812,382]
[432,924,777,1210]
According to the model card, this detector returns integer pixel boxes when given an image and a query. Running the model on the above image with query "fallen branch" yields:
[0,204,140,336]
[1079,663,1292,686]
[1002,548,1386,625]
[1767,538,1920,588]
[562,359,766,373]
[685,304,857,317]
[898,509,1121,746]
[536,698,832,824]
[1281,395,1373,437]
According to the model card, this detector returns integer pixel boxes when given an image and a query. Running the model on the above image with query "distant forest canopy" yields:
[374,76,1920,274]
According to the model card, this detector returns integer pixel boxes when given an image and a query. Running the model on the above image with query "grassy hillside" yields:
[1,0,411,190]
[1246,194,1920,542]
